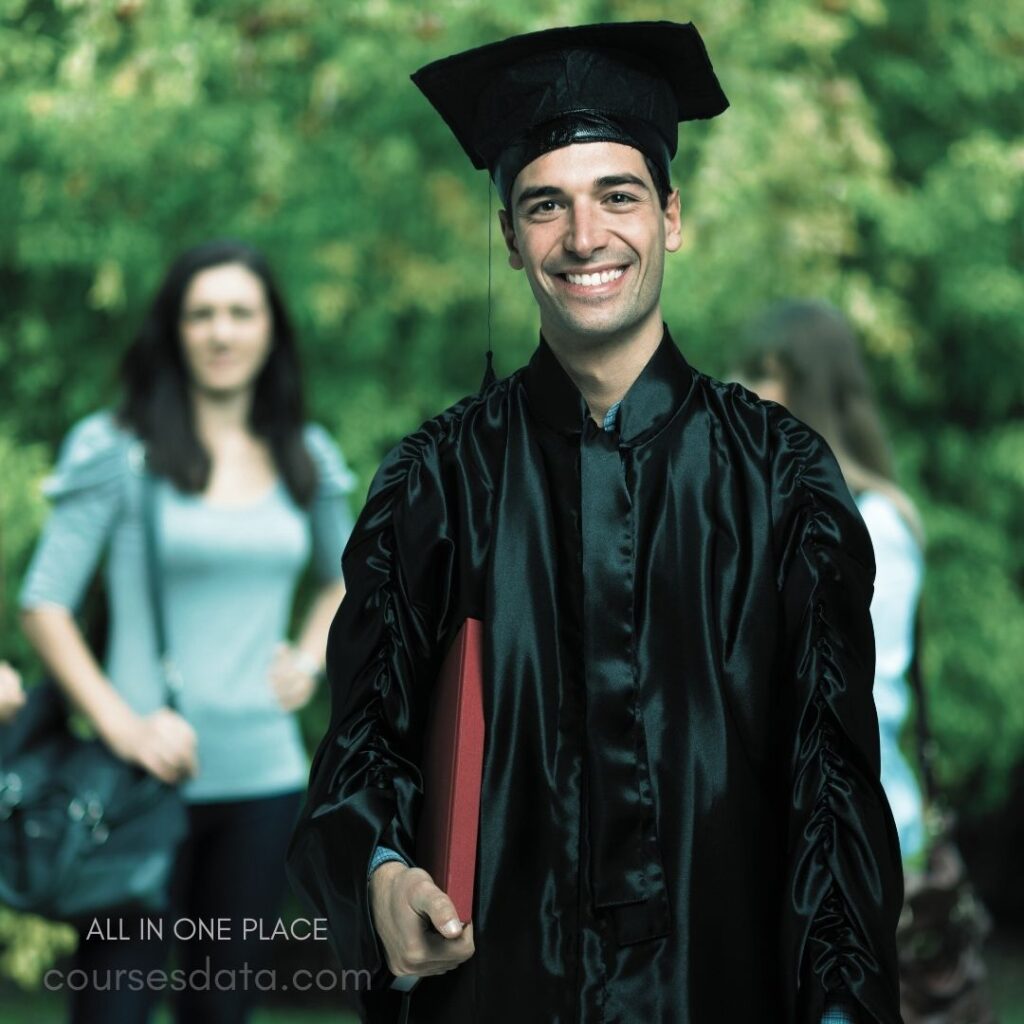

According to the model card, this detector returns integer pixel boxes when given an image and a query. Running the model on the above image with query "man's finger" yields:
[409,883,463,938]
[420,923,474,958]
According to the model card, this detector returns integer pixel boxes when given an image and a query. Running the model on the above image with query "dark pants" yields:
[69,788,303,1024]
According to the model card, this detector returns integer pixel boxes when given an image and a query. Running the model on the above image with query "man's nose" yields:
[563,203,608,259]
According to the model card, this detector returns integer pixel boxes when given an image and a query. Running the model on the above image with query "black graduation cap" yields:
[412,21,729,204]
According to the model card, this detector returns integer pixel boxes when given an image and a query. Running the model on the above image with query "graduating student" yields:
[288,22,903,1024]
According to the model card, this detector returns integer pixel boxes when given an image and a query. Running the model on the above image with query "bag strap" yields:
[907,603,939,806]
[140,463,181,710]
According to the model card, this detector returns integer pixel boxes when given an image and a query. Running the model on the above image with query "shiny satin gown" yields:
[287,331,903,1024]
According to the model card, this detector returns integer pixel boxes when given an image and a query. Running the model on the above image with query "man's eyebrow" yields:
[515,174,650,208]
[516,185,563,208]
[594,174,650,192]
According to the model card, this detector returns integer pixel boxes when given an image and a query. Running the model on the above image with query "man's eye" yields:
[183,309,211,322]
[606,192,636,205]
[528,200,560,215]
[231,306,255,319]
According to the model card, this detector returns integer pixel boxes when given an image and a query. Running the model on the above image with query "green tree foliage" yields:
[0,0,1021,980]
[0,907,75,987]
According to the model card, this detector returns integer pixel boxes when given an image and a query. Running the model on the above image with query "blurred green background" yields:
[1,0,1022,1017]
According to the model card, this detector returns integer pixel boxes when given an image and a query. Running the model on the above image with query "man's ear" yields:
[498,208,524,270]
[664,188,682,254]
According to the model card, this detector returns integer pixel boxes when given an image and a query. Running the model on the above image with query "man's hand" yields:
[369,862,475,977]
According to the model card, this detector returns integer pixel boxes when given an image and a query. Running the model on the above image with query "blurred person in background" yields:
[19,239,355,1024]
[738,299,927,868]
[0,661,26,721]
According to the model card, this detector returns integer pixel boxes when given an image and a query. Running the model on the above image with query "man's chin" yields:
[542,309,642,349]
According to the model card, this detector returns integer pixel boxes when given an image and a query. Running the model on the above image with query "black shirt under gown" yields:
[287,329,904,1024]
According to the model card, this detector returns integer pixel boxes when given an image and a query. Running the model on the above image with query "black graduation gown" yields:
[287,330,904,1024]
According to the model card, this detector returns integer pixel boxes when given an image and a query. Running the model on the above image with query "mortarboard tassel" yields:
[481,348,496,390]
[480,175,497,391]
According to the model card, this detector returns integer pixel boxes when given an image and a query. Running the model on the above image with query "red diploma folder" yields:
[415,617,485,925]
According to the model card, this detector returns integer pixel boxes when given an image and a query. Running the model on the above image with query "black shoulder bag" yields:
[0,469,188,921]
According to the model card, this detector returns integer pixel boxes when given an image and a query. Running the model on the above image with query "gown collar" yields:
[522,325,696,446]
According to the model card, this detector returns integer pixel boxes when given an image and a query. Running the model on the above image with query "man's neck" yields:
[543,311,665,425]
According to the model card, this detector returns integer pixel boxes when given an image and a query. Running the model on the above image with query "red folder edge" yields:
[416,618,484,925]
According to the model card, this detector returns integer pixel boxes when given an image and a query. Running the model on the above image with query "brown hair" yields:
[119,239,318,506]
[738,299,923,542]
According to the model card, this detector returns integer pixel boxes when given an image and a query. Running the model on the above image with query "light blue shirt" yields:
[856,490,926,862]
[20,411,356,802]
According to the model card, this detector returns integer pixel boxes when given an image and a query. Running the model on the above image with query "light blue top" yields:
[19,411,356,802]
[856,490,926,863]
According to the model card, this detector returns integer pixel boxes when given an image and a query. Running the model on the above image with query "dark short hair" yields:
[118,239,317,505]
[643,155,672,209]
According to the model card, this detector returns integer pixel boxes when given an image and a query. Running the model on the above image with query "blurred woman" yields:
[19,239,355,1024]
[738,299,927,866]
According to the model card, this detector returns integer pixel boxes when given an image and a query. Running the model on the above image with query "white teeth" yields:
[565,268,625,286]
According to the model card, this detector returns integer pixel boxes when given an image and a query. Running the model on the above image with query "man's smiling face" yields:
[500,141,681,352]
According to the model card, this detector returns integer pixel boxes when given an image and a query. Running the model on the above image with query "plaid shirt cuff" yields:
[821,1003,856,1024]
[368,845,408,878]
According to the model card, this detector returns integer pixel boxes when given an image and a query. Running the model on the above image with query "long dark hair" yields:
[739,299,922,539]
[119,239,317,506]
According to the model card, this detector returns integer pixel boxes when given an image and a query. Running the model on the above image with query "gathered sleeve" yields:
[286,421,456,980]
[19,411,132,614]
[303,423,357,584]
[770,410,904,1024]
